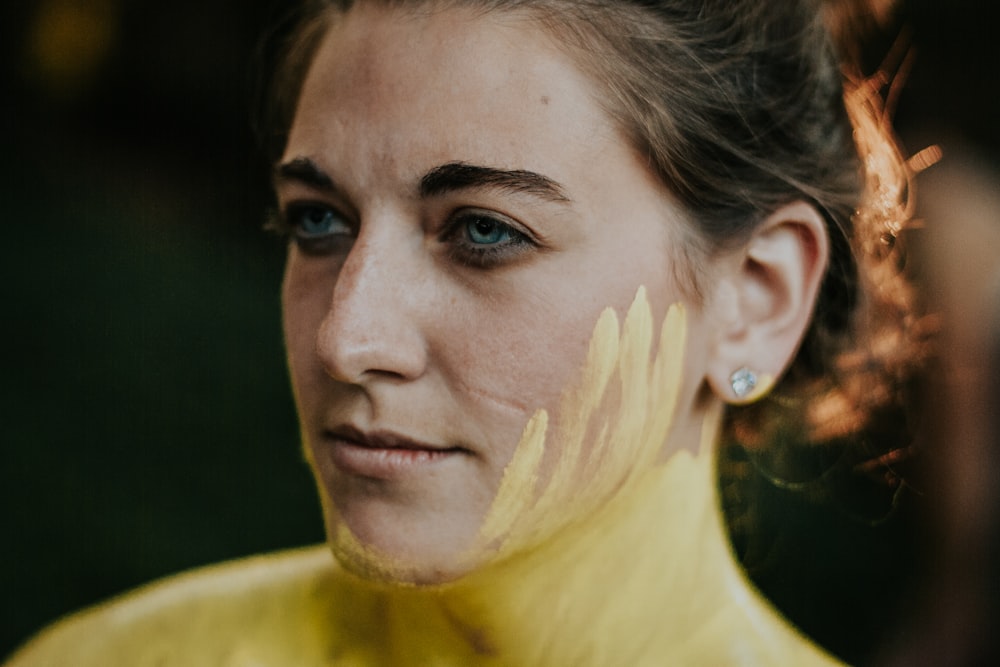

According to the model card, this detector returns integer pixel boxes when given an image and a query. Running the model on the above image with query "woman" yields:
[7,0,920,664]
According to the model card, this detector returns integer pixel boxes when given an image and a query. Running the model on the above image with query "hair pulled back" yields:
[258,0,927,453]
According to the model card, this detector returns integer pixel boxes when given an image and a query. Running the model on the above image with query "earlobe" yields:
[706,201,830,404]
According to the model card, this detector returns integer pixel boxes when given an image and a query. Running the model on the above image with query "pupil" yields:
[469,217,503,244]
[305,209,328,232]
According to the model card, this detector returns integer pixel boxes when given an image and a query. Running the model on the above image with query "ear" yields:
[705,201,829,404]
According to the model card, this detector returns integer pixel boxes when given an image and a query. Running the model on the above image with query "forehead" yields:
[306,3,570,104]
[286,3,617,177]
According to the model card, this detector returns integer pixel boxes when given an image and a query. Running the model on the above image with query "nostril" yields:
[315,301,428,384]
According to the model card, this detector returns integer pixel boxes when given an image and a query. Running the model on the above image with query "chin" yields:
[322,506,489,587]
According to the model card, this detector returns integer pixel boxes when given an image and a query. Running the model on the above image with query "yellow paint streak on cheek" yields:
[469,286,687,560]
[509,307,621,536]
[638,302,686,470]
[475,409,547,547]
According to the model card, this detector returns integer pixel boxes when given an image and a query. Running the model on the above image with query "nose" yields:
[316,231,430,384]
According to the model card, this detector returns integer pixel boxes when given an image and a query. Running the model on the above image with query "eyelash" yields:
[271,202,353,255]
[271,202,536,268]
[442,210,534,269]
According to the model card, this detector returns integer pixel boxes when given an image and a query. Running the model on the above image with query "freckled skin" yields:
[279,3,725,583]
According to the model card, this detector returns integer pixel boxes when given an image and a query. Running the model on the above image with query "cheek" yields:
[420,292,588,459]
[450,308,594,415]
[438,269,672,440]
[477,252,685,438]
[281,259,333,404]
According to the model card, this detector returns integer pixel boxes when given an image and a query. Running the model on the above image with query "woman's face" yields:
[279,3,722,583]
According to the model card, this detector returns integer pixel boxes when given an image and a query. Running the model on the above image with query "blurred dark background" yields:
[1,0,997,664]
[1,0,324,658]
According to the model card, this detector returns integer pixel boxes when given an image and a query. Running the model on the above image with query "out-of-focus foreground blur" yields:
[2,0,998,664]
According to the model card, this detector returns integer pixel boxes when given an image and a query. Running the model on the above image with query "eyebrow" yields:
[274,157,571,204]
[274,157,337,192]
[419,162,571,203]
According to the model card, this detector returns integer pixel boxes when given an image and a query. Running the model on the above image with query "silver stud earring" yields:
[730,367,757,399]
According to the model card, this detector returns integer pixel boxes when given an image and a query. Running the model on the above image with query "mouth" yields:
[323,424,468,480]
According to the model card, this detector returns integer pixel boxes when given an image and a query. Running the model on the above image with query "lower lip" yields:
[328,438,460,479]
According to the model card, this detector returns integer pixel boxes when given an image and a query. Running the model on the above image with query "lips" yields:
[323,424,465,480]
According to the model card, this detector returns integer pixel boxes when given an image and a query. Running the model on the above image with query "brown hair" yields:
[257,0,928,453]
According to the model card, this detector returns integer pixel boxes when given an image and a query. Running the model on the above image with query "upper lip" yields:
[325,424,456,451]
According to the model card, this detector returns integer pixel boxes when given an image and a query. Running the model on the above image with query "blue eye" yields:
[293,206,350,238]
[465,215,513,245]
[280,204,352,255]
[445,210,534,269]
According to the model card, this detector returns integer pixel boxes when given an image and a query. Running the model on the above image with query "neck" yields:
[326,407,837,665]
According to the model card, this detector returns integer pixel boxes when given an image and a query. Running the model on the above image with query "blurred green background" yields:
[1,0,996,664]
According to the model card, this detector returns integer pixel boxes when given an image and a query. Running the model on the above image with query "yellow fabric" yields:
[8,290,842,666]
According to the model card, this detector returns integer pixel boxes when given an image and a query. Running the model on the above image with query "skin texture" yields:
[277,3,729,583]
